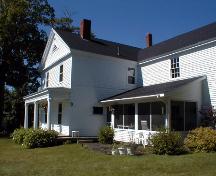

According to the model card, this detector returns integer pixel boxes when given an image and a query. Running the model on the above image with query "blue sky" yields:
[48,0,216,48]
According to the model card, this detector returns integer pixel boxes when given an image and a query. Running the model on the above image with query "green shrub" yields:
[11,128,58,149]
[11,128,29,144]
[23,129,58,149]
[98,126,114,144]
[184,127,216,152]
[150,130,185,155]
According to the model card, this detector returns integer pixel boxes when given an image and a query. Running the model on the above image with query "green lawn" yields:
[0,138,216,176]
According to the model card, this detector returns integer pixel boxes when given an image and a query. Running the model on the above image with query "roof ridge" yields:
[138,21,216,61]
[55,28,141,49]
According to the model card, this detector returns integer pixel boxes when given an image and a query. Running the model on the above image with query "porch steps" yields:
[57,136,98,144]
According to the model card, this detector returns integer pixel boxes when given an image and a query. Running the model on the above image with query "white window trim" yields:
[128,67,136,84]
[170,57,180,79]
[59,65,63,82]
[46,72,49,88]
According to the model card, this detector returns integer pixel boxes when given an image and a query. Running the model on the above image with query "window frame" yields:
[170,57,180,78]
[46,72,49,88]
[59,65,63,82]
[128,68,135,84]
[52,44,58,53]
[58,103,62,124]
[93,107,103,115]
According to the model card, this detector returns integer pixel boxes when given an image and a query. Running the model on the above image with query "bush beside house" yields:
[184,127,216,152]
[150,130,186,155]
[98,126,114,144]
[11,128,58,149]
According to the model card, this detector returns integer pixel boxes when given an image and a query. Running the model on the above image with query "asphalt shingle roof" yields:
[138,22,216,62]
[55,29,140,61]
[55,22,216,62]
[101,76,203,102]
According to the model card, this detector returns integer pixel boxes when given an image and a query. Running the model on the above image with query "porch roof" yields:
[101,76,205,103]
[23,87,71,103]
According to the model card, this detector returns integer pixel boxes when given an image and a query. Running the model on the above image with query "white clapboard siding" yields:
[141,43,216,107]
[71,50,138,90]
[68,51,138,136]
[44,31,71,69]
[45,58,72,88]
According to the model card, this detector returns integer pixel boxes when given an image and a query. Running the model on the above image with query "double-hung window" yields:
[171,57,180,78]
[58,103,62,124]
[46,72,49,87]
[59,65,63,82]
[128,68,135,84]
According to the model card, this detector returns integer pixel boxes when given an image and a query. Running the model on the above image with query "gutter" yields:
[100,93,164,103]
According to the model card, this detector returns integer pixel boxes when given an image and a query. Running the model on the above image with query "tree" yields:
[200,106,216,129]
[0,0,78,130]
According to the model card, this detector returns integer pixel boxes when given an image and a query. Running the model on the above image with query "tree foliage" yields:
[0,0,78,131]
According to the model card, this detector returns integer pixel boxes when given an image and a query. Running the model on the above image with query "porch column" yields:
[33,101,38,129]
[135,103,138,131]
[24,103,29,128]
[166,99,171,130]
[150,103,152,131]
[47,98,51,130]
[111,110,115,128]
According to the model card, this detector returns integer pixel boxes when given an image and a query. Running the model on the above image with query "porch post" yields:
[24,103,29,128]
[150,103,152,131]
[33,101,38,129]
[47,98,51,130]
[111,110,115,128]
[135,103,138,131]
[166,99,171,130]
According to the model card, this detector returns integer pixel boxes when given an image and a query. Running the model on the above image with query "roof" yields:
[101,76,204,102]
[138,22,216,62]
[55,29,140,61]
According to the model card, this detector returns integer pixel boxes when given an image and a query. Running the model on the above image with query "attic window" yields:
[170,57,180,78]
[52,44,58,53]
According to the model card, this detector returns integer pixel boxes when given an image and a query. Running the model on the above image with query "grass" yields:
[0,138,216,176]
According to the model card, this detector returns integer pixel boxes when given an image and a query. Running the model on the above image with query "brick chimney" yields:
[80,19,91,40]
[146,33,152,47]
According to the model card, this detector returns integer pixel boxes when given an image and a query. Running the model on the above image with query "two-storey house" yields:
[24,19,216,142]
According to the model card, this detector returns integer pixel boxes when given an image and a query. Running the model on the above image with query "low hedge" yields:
[184,127,216,152]
[11,128,58,149]
[150,130,186,155]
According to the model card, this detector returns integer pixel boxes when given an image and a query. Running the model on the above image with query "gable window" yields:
[170,57,180,78]
[52,44,58,53]
[93,107,103,115]
[59,65,63,82]
[46,72,49,87]
[58,103,62,124]
[128,68,135,84]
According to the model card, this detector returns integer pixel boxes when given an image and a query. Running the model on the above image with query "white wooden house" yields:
[24,19,216,142]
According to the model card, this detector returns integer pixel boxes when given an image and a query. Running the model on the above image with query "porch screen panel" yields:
[151,102,166,131]
[124,104,135,129]
[138,103,150,130]
[113,105,123,128]
[185,102,197,130]
[171,101,184,131]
